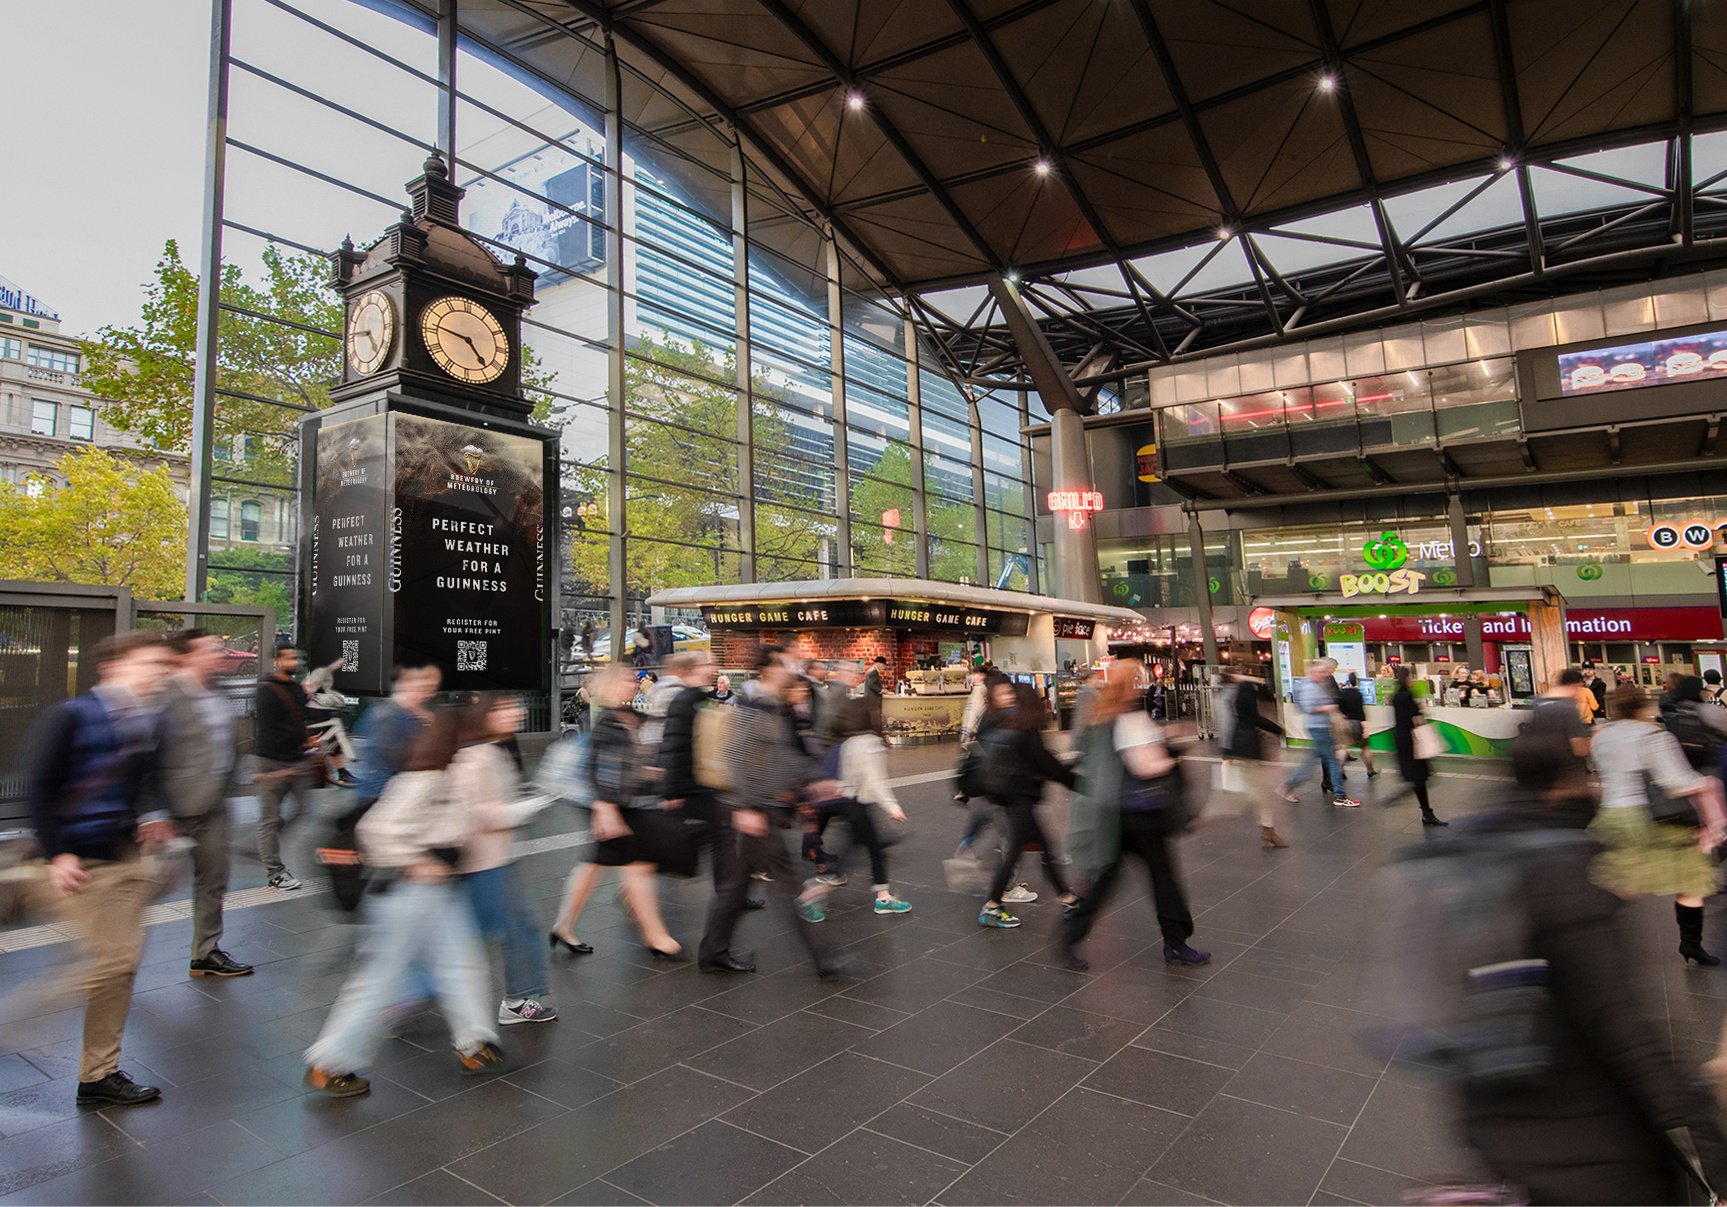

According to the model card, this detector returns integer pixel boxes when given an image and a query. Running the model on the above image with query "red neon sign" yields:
[1047,489,1104,530]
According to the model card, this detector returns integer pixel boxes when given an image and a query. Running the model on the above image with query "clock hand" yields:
[453,330,483,365]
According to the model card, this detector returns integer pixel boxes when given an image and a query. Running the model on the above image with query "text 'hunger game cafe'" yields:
[648,579,1144,743]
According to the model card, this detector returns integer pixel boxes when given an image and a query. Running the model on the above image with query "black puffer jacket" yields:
[1223,680,1282,761]
[656,684,706,800]
[1461,793,1727,1204]
[979,717,1076,809]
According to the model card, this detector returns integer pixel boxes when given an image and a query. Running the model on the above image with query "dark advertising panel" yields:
[309,415,389,695]
[1052,617,1096,640]
[390,412,548,691]
[702,600,1030,636]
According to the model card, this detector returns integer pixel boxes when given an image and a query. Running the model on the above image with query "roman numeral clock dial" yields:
[419,295,510,384]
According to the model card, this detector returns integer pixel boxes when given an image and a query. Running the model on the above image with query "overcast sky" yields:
[0,1,208,335]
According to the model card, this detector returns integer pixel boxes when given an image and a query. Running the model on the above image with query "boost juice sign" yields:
[1340,569,1426,598]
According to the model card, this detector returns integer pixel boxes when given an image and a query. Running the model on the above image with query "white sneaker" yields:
[815,872,848,887]
[1002,884,1039,904]
[498,997,558,1025]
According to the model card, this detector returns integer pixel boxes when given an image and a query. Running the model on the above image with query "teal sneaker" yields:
[978,907,1021,929]
[798,899,826,924]
[873,896,912,915]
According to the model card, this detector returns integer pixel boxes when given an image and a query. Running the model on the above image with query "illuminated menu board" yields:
[1557,327,1727,397]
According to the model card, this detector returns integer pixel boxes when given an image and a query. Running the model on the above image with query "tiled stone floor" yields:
[0,746,1720,1205]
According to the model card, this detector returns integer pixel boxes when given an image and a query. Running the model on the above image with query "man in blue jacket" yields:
[28,630,175,1107]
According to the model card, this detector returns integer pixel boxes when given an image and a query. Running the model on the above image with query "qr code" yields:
[457,640,487,672]
[341,640,358,672]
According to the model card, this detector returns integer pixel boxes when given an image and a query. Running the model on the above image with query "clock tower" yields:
[301,151,558,701]
[328,151,539,417]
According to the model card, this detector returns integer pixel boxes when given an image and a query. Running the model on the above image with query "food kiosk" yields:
[1256,584,1568,758]
[645,580,1145,744]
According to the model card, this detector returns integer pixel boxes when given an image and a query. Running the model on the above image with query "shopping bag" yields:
[1413,723,1446,762]
[1216,760,1247,794]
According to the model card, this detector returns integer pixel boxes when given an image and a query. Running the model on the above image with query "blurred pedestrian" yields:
[813,700,910,916]
[27,631,175,1106]
[697,647,842,976]
[452,694,556,1025]
[1063,662,1207,970]
[1390,666,1446,827]
[1590,685,1727,966]
[1583,667,1607,721]
[156,629,252,977]
[303,663,358,786]
[1221,671,1286,849]
[1281,658,1359,808]
[549,663,683,959]
[1336,671,1376,777]
[253,645,314,890]
[976,683,1077,929]
[1391,724,1727,1204]
[304,712,502,1097]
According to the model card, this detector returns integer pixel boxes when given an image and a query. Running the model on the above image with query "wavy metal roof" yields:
[461,0,1727,385]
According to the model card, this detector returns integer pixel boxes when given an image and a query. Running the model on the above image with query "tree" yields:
[562,334,828,603]
[0,449,187,600]
[849,442,980,582]
[206,545,292,615]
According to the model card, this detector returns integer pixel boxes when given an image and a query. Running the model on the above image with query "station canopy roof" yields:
[463,0,1727,390]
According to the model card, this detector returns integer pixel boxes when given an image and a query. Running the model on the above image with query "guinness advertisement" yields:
[308,410,550,693]
[310,415,390,694]
[703,600,1030,636]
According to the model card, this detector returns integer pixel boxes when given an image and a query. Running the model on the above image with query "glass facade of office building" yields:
[198,0,1035,633]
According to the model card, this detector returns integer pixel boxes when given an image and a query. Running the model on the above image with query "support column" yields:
[186,0,232,604]
[989,278,1100,603]
[731,144,755,583]
[436,0,457,162]
[968,390,990,587]
[1187,512,1221,668]
[826,236,852,576]
[905,322,930,579]
[1450,494,1486,670]
[603,35,628,645]
[1019,384,1039,594]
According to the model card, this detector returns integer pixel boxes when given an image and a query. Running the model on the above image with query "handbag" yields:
[1645,769,1700,828]
[1413,722,1446,762]
[1216,760,1247,795]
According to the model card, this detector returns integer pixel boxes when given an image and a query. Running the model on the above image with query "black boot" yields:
[1678,903,1720,967]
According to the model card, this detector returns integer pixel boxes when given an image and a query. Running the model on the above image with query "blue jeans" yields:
[1282,723,1345,799]
[306,880,496,1072]
[463,865,547,1001]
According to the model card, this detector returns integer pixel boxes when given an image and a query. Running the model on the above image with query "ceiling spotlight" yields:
[1318,74,1336,92]
[1217,226,1232,241]
[1497,155,1515,172]
[846,92,865,111]
[1004,270,1020,285]
[1034,158,1052,176]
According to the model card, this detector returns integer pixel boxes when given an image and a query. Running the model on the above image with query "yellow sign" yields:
[1136,444,1160,483]
[1339,569,1427,598]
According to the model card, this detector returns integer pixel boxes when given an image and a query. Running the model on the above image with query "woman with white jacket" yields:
[832,700,911,915]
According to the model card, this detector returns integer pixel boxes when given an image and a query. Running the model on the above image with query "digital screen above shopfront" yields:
[702,600,1030,636]
[1557,327,1727,397]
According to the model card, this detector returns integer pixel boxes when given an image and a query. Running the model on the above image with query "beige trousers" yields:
[58,848,157,1082]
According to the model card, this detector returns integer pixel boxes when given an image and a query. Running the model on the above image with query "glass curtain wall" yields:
[198,0,1033,642]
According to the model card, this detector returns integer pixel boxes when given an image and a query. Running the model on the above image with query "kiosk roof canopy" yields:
[1256,585,1567,617]
[647,579,1144,626]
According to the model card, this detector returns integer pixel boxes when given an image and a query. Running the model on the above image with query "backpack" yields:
[976,726,1022,801]
[1371,827,1593,1090]
[1665,703,1724,772]
[693,703,734,792]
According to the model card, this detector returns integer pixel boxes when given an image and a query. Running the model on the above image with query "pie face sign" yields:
[1339,569,1427,598]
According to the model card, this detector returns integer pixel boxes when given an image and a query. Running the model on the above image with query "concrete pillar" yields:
[1047,407,1103,603]
[1187,512,1221,668]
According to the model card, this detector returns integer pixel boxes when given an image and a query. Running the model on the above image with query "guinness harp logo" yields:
[462,444,486,476]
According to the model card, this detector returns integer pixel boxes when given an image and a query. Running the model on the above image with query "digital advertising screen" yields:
[1556,327,1727,397]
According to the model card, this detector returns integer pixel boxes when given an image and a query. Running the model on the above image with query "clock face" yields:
[346,289,395,377]
[419,295,510,384]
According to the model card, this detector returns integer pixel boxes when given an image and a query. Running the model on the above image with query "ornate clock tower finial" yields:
[407,150,463,226]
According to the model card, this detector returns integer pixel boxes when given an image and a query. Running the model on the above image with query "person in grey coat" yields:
[155,629,253,977]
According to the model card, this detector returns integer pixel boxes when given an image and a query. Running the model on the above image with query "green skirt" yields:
[1588,805,1716,899]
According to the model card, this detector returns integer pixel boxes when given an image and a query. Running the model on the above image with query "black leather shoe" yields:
[699,954,756,974]
[77,1070,161,1107]
[190,949,254,977]
[814,955,856,980]
[742,897,766,911]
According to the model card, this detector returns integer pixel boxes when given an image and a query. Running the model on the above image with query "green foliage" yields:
[564,334,829,600]
[207,545,292,614]
[0,448,187,600]
[82,241,342,492]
